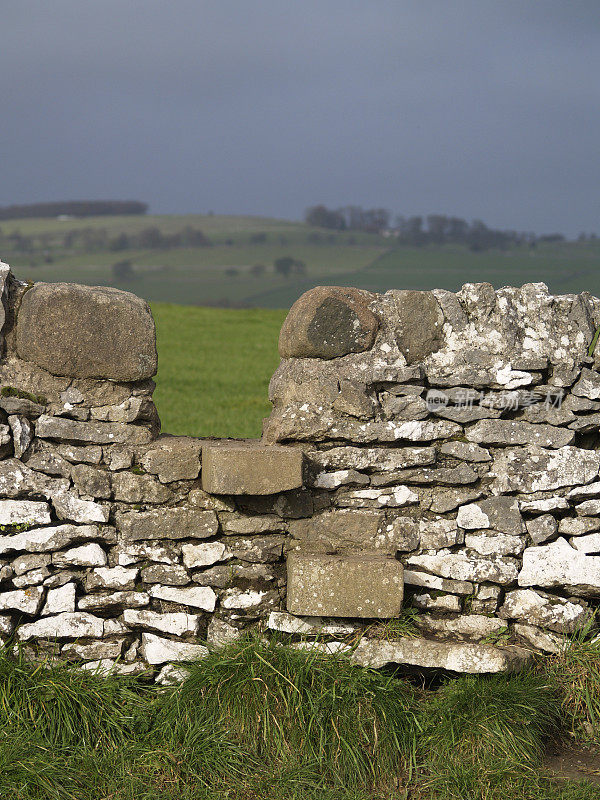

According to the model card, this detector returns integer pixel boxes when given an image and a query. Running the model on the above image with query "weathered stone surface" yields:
[526,514,559,545]
[470,583,502,614]
[182,542,227,568]
[140,437,202,483]
[201,441,303,495]
[78,591,149,611]
[567,481,600,500]
[351,637,529,673]
[220,514,284,534]
[0,586,44,614]
[278,286,379,359]
[464,532,526,557]
[337,486,418,508]
[371,462,477,487]
[123,609,200,636]
[439,441,491,462]
[221,588,280,610]
[36,415,152,445]
[56,443,102,464]
[391,290,444,364]
[141,564,190,585]
[11,554,51,575]
[407,552,519,585]
[9,415,33,457]
[403,569,473,595]
[116,508,218,541]
[155,664,189,685]
[53,543,107,568]
[429,488,484,514]
[419,518,463,549]
[112,472,171,503]
[313,469,369,489]
[17,612,104,640]
[90,396,155,425]
[411,592,461,612]
[0,615,13,636]
[457,497,524,534]
[309,446,436,472]
[286,552,403,618]
[70,464,111,499]
[466,420,573,449]
[289,509,385,553]
[572,368,600,399]
[13,567,50,587]
[52,490,110,524]
[192,562,277,588]
[382,392,429,421]
[0,499,51,526]
[558,517,600,536]
[116,542,180,566]
[0,458,68,499]
[0,524,109,555]
[225,535,287,564]
[16,282,157,380]
[149,585,217,611]
[62,640,125,660]
[332,379,376,418]
[86,566,139,591]
[500,589,589,633]
[141,633,208,665]
[574,499,600,516]
[104,447,133,470]
[520,496,570,514]
[491,446,600,493]
[519,538,600,596]
[41,582,76,615]
[417,614,507,640]
[207,617,244,647]
[0,395,45,418]
[571,533,600,554]
[267,610,355,636]
[512,623,565,654]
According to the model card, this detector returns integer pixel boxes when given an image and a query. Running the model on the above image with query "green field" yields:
[152,303,286,438]
[2,213,599,309]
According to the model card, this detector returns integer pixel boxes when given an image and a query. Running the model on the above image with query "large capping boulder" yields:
[15,282,157,381]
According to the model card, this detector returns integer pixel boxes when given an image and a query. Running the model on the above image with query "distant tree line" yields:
[305,205,570,251]
[0,200,148,221]
[108,225,211,251]
[305,205,390,233]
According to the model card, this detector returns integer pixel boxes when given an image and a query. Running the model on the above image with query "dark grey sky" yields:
[1,1,598,235]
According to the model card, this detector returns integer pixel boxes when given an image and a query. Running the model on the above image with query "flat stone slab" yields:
[351,637,530,673]
[201,441,303,495]
[286,552,403,618]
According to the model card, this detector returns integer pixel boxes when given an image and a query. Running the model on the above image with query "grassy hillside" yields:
[151,303,286,438]
[2,212,599,309]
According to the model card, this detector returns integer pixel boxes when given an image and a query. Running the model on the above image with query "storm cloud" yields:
[1,1,599,235]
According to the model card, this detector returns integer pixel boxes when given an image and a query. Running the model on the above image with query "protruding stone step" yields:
[201,441,303,495]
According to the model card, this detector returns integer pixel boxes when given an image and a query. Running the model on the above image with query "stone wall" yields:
[0,264,598,679]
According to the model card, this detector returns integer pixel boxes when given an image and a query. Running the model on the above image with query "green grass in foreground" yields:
[151,303,287,438]
[0,635,598,799]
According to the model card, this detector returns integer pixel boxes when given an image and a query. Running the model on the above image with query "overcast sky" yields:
[1,1,598,236]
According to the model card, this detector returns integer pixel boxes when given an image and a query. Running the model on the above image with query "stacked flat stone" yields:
[266,283,600,668]
[0,262,598,679]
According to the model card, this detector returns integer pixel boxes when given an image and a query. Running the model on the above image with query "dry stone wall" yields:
[0,262,598,679]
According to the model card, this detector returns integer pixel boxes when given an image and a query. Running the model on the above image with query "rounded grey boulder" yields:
[16,282,157,381]
[278,286,379,359]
